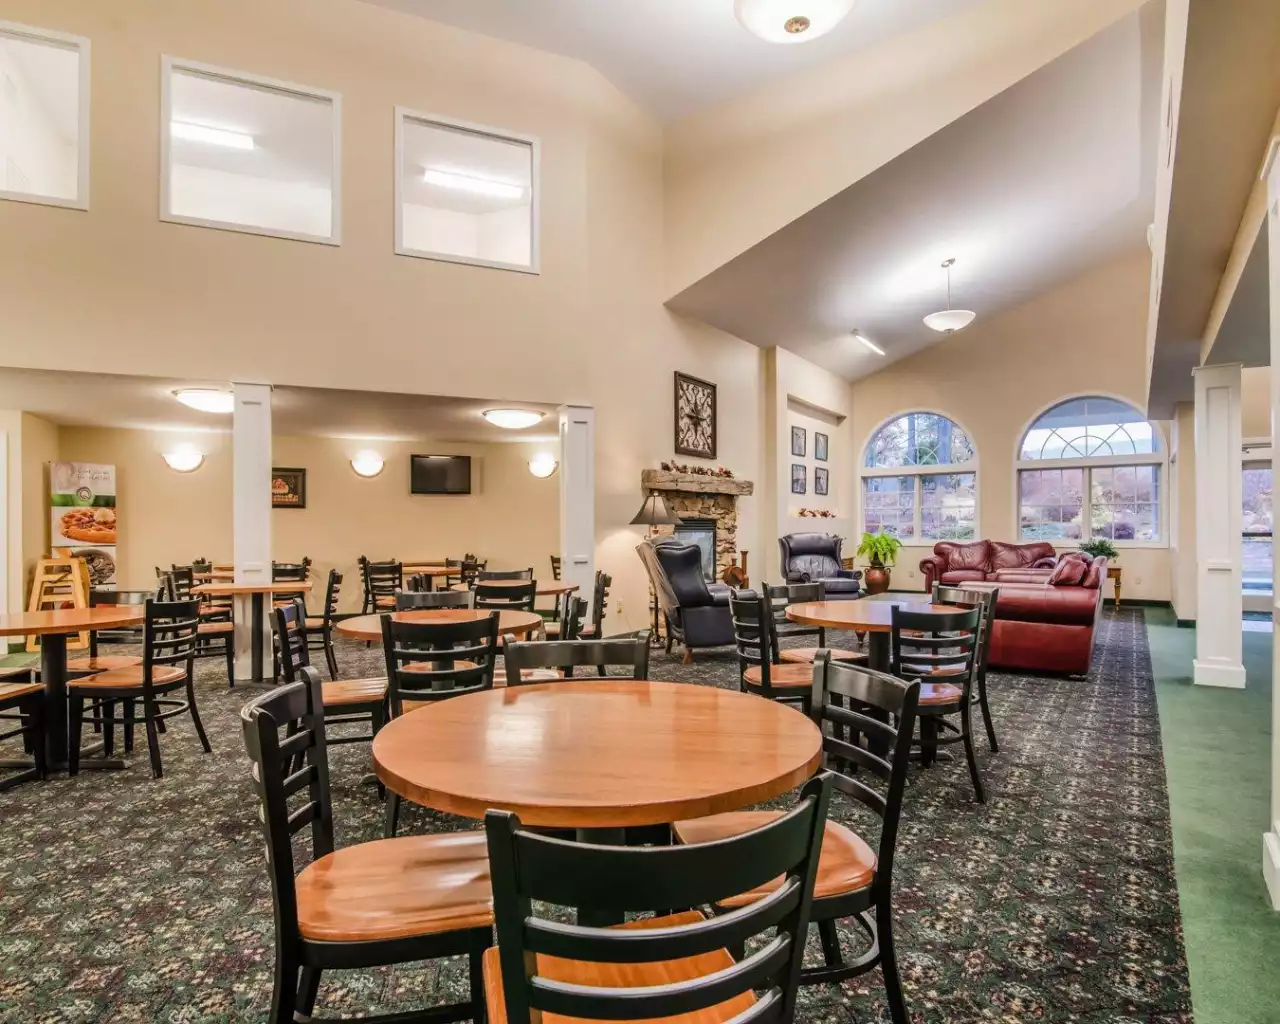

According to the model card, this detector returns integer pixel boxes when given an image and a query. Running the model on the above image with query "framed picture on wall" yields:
[271,468,307,509]
[815,467,829,495]
[791,463,807,494]
[674,372,717,458]
[814,432,828,462]
[791,426,806,457]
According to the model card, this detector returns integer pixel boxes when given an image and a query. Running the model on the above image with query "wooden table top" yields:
[373,680,823,828]
[785,597,966,631]
[450,580,579,596]
[192,581,313,595]
[0,606,146,636]
[335,608,544,642]
[191,571,236,580]
[402,565,455,576]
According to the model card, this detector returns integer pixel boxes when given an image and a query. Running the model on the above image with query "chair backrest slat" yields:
[381,613,499,715]
[475,580,536,612]
[396,590,474,610]
[478,568,534,581]
[503,634,651,682]
[274,600,310,682]
[143,599,201,685]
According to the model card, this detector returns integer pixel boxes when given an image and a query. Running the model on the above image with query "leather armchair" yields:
[778,533,862,599]
[636,537,734,661]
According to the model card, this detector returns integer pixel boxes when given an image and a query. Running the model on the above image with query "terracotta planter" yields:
[864,565,891,595]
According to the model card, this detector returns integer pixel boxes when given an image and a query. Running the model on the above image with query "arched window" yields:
[1017,396,1162,543]
[862,411,976,541]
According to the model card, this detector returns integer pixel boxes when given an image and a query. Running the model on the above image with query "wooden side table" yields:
[1107,565,1122,606]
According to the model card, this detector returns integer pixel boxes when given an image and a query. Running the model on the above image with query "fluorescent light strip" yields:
[423,168,524,200]
[171,121,255,151]
[854,331,885,356]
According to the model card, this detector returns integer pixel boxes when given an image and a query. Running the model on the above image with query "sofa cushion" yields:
[1048,558,1088,586]
[990,541,1055,571]
[937,541,991,573]
[994,583,1099,627]
[991,568,1053,584]
[819,577,861,596]
[939,569,988,585]
[1082,556,1107,589]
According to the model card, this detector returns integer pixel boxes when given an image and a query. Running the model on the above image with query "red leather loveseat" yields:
[920,541,1107,676]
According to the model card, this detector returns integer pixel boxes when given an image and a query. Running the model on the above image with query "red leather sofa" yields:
[920,541,1107,676]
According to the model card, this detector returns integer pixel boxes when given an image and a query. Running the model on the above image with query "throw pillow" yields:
[1049,557,1088,586]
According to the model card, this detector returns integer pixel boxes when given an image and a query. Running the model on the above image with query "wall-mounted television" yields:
[410,454,472,495]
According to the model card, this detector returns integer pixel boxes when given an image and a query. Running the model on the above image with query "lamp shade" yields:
[922,308,976,334]
[630,493,682,526]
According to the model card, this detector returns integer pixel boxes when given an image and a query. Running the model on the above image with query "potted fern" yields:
[1078,538,1119,563]
[856,530,902,595]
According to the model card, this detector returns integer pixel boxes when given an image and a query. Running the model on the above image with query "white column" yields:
[1192,363,1245,688]
[233,382,272,681]
[558,405,595,620]
[1263,140,1280,909]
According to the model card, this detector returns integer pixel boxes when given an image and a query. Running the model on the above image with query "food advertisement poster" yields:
[271,467,306,509]
[50,461,118,589]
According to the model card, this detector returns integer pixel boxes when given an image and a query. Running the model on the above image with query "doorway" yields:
[1242,456,1272,615]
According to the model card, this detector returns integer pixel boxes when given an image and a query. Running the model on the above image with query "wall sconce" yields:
[351,450,385,478]
[528,452,558,478]
[162,446,204,473]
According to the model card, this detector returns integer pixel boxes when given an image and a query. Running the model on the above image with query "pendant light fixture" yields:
[922,258,976,334]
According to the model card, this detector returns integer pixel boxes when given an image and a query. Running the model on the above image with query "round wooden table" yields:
[336,608,545,643]
[192,581,313,681]
[449,580,579,597]
[373,680,822,829]
[786,596,965,672]
[0,607,145,770]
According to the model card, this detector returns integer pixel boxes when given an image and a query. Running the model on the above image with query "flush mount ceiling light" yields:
[173,388,235,414]
[171,121,255,150]
[424,168,525,200]
[528,452,559,479]
[483,409,545,430]
[162,445,204,473]
[853,330,885,356]
[734,0,856,44]
[922,258,977,334]
[350,450,385,478]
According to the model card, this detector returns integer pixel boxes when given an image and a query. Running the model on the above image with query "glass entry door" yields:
[1242,458,1273,613]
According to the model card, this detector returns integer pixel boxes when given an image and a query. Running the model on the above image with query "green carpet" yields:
[1146,607,1280,1024]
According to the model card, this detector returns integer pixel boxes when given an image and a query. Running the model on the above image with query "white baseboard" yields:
[1192,659,1247,688]
[1264,832,1280,911]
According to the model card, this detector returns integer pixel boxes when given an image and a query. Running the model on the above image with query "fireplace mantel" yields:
[639,469,753,583]
[640,470,754,497]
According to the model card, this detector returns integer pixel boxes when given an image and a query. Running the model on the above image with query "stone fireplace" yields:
[640,470,755,583]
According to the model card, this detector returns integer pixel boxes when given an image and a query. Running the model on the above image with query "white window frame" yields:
[1014,395,1167,549]
[0,20,90,211]
[394,107,540,275]
[160,56,342,246]
[859,411,980,542]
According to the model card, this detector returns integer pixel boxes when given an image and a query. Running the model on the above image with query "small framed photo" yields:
[271,467,307,509]
[791,463,807,495]
[791,426,806,457]
[814,432,828,462]
[814,467,829,496]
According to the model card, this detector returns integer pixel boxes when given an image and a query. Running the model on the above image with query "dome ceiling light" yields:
[733,0,856,44]
[173,388,235,414]
[528,452,559,478]
[350,450,385,478]
[483,409,545,430]
[922,258,977,334]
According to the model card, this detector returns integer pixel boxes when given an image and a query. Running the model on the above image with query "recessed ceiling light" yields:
[734,0,856,44]
[483,409,545,430]
[424,168,524,200]
[174,389,234,414]
[853,331,885,356]
[171,121,255,150]
[923,258,977,334]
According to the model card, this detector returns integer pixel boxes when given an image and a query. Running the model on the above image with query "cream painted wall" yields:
[0,0,766,634]
[55,427,559,613]
[20,413,57,593]
[1242,366,1272,440]
[851,249,1172,600]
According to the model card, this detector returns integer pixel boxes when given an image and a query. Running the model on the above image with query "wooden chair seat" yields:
[321,677,387,707]
[0,680,44,702]
[672,813,876,906]
[491,668,561,689]
[67,665,187,690]
[0,666,33,680]
[901,662,966,678]
[65,654,142,674]
[742,662,813,688]
[295,831,492,943]
[374,597,396,609]
[401,660,480,674]
[197,621,235,635]
[578,623,597,638]
[482,911,754,1024]
[918,682,964,705]
[304,617,325,629]
[778,647,865,665]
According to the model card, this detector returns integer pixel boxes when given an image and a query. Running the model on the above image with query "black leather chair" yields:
[779,533,863,599]
[636,538,734,662]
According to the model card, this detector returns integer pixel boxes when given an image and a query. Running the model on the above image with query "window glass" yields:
[1020,396,1156,461]
[862,476,915,540]
[164,62,338,242]
[398,112,536,272]
[1018,468,1085,540]
[1242,463,1272,594]
[865,412,974,468]
[921,473,976,540]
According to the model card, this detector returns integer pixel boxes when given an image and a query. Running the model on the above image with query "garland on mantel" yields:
[797,508,837,518]
[659,461,735,478]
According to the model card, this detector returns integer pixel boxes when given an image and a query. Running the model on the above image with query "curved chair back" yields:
[395,590,473,610]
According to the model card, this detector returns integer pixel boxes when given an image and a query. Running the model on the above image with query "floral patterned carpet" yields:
[0,608,1191,1023]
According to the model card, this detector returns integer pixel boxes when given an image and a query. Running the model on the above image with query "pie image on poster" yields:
[60,506,117,544]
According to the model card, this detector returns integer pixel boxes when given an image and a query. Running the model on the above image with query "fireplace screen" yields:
[674,518,717,582]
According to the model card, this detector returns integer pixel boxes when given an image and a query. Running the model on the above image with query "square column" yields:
[1264,142,1280,909]
[233,382,272,681]
[1192,363,1245,688]
[558,406,595,619]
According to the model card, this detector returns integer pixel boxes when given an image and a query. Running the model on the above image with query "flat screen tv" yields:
[410,455,472,495]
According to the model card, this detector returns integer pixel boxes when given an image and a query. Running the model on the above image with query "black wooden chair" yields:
[241,667,493,1024]
[577,570,612,639]
[365,560,403,613]
[160,572,236,687]
[674,655,920,1021]
[890,603,985,802]
[381,612,501,836]
[501,632,652,684]
[549,555,561,581]
[475,580,536,612]
[767,581,866,666]
[302,569,343,680]
[272,561,309,609]
[933,582,1001,753]
[483,773,832,1024]
[729,588,814,707]
[0,670,46,790]
[541,595,587,640]
[67,598,211,779]
[445,556,485,589]
[477,568,534,581]
[396,590,474,610]
[66,591,149,676]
